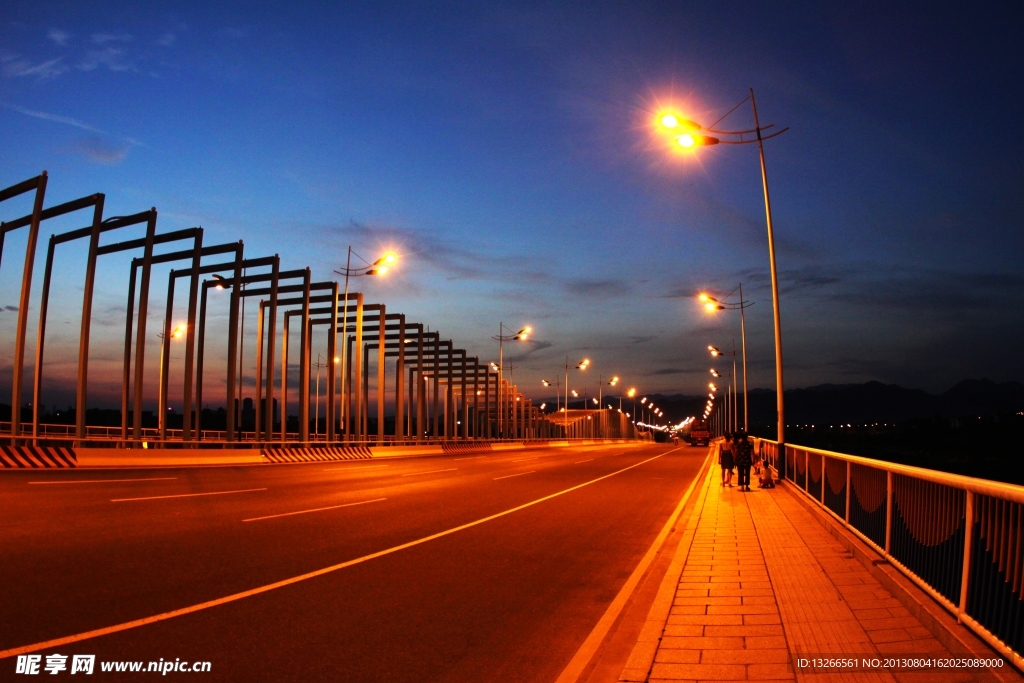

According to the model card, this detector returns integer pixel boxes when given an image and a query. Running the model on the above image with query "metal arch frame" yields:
[0,173,48,442]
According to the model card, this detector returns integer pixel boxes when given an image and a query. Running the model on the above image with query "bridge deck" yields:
[621,458,987,683]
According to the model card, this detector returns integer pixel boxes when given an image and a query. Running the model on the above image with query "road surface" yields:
[1,442,708,681]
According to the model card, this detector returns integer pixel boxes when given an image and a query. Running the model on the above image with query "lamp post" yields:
[561,356,590,417]
[493,324,530,438]
[701,287,752,432]
[333,248,396,441]
[655,89,788,462]
[709,345,738,433]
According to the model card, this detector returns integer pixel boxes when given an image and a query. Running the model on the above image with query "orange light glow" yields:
[676,134,695,148]
[704,302,717,312]
[660,113,679,129]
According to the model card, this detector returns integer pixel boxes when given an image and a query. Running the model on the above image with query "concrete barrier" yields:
[76,448,265,468]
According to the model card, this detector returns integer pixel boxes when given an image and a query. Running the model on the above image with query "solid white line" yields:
[242,498,386,522]
[111,488,267,502]
[323,464,389,471]
[574,459,593,464]
[493,471,535,480]
[0,452,667,659]
[511,457,538,462]
[400,468,457,477]
[29,477,178,485]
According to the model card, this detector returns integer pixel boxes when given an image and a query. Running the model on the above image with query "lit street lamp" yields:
[493,324,531,437]
[700,287,752,432]
[655,89,788,463]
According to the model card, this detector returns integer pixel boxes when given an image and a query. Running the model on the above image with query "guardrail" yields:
[754,438,1023,669]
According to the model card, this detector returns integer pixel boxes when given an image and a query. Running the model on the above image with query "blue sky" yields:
[1,1,1022,412]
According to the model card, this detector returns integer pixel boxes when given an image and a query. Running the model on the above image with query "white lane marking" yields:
[511,457,538,462]
[29,477,178,485]
[400,468,457,477]
[493,471,536,480]
[243,498,386,522]
[574,459,593,464]
[323,464,389,471]
[0,453,665,660]
[111,488,267,502]
[453,456,483,460]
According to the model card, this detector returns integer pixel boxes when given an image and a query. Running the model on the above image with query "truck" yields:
[689,420,710,446]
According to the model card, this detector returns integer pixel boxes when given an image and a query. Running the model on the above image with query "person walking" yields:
[720,433,735,487]
[735,432,753,492]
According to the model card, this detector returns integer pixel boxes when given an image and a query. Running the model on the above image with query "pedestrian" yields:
[735,432,753,492]
[720,433,735,487]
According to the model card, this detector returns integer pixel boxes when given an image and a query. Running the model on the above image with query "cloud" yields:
[649,367,687,375]
[562,278,630,297]
[630,335,655,344]
[4,104,144,149]
[91,33,134,44]
[1,54,68,80]
[156,33,176,47]
[69,136,131,164]
[48,29,70,46]
[4,103,106,134]
[80,46,134,72]
[3,305,18,312]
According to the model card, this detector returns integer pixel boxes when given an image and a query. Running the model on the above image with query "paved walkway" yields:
[621,460,980,683]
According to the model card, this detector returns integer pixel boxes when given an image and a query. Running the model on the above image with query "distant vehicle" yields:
[689,420,710,446]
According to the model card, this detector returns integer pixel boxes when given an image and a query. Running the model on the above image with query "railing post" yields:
[804,449,809,490]
[958,490,974,622]
[885,470,893,555]
[821,454,826,505]
[845,461,851,523]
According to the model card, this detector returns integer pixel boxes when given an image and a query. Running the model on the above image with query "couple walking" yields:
[719,432,754,492]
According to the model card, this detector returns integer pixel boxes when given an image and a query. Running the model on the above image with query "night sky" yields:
[1,2,1022,413]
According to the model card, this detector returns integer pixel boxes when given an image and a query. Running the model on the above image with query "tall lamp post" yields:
[709,346,738,433]
[701,287,752,432]
[562,356,590,416]
[655,89,788,466]
[493,324,530,437]
[334,248,396,441]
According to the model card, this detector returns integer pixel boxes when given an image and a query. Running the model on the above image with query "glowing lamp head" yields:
[571,390,579,397]
[660,113,679,129]
[705,302,718,312]
[676,133,695,149]
[627,388,636,397]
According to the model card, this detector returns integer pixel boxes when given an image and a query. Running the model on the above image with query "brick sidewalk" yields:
[622,462,979,683]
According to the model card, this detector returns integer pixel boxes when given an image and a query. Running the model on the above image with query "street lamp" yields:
[700,287,752,432]
[655,89,788,461]
[709,344,738,433]
[334,248,397,440]
[563,356,589,415]
[493,323,531,437]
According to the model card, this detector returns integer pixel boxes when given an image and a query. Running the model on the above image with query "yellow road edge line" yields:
[553,445,709,683]
[0,451,668,659]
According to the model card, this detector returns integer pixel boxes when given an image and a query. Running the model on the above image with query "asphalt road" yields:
[0,442,708,682]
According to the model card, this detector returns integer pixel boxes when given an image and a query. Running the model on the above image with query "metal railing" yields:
[754,438,1024,669]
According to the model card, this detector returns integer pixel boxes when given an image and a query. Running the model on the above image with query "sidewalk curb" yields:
[618,448,717,682]
[781,480,1023,683]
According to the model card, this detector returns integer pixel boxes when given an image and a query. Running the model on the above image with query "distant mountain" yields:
[644,379,1024,427]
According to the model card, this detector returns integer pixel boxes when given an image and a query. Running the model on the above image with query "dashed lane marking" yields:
[243,498,387,522]
[0,452,666,659]
[494,471,536,480]
[574,459,593,464]
[29,477,178,485]
[111,488,267,502]
[400,468,457,477]
[511,457,538,462]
